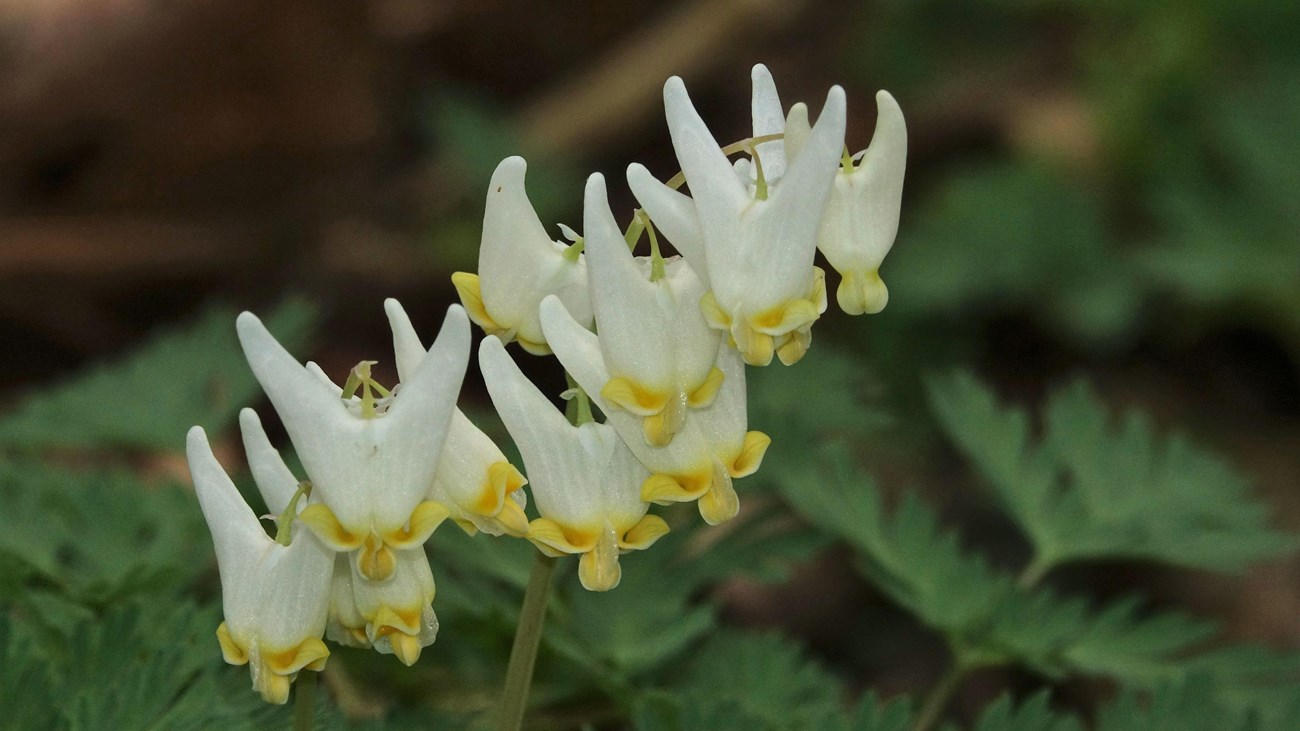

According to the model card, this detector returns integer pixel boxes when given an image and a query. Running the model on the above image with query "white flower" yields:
[627,65,846,366]
[384,300,529,537]
[235,302,468,582]
[479,335,669,591]
[541,296,770,526]
[187,425,333,705]
[452,156,594,355]
[790,90,906,315]
[580,173,723,446]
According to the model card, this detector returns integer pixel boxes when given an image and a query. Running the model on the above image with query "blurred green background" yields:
[1,0,1297,728]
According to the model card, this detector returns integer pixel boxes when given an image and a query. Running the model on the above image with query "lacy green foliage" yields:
[1095,677,1300,731]
[777,438,1298,710]
[0,300,315,453]
[546,505,824,687]
[0,461,208,615]
[630,632,851,731]
[927,373,1293,573]
[0,602,343,731]
[970,691,1080,731]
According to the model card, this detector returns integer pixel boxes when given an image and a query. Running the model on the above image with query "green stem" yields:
[912,662,969,731]
[497,553,559,731]
[293,670,316,731]
[1017,556,1052,589]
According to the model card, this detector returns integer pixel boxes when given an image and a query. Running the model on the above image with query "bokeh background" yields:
[2,0,1298,726]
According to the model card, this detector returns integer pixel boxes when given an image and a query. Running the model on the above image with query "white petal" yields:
[583,173,675,390]
[238,408,300,515]
[750,64,786,180]
[385,298,426,384]
[784,102,811,164]
[691,343,749,457]
[625,163,706,279]
[187,426,270,593]
[661,260,721,387]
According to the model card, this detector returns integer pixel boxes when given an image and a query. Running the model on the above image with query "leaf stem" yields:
[912,662,969,731]
[1017,557,1051,589]
[496,553,559,731]
[293,670,317,731]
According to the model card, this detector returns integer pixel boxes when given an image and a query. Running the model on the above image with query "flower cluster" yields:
[187,64,905,703]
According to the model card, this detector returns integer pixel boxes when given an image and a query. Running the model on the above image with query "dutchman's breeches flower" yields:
[627,66,847,367]
[452,156,594,355]
[479,336,669,591]
[789,90,907,316]
[541,296,770,525]
[236,301,469,583]
[187,425,333,704]
[348,546,440,666]
[581,173,724,447]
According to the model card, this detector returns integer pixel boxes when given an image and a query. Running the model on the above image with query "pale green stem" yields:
[638,210,666,282]
[750,143,768,201]
[912,662,970,731]
[274,480,313,546]
[496,553,559,731]
[293,670,316,731]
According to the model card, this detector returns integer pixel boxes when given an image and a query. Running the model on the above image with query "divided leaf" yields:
[927,373,1293,573]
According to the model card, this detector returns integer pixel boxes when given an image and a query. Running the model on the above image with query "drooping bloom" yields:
[789,90,906,315]
[452,156,594,355]
[479,335,669,591]
[236,302,467,582]
[187,425,333,704]
[580,173,723,447]
[240,407,439,666]
[384,300,529,537]
[627,65,846,366]
[541,296,770,525]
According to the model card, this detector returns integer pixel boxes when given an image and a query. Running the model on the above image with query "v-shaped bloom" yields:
[581,173,723,446]
[384,300,529,537]
[236,302,468,582]
[627,65,846,366]
[187,425,333,704]
[789,90,906,315]
[479,336,669,591]
[452,156,594,355]
[541,296,770,526]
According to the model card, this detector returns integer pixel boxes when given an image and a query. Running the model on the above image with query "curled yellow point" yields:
[387,500,450,548]
[515,336,553,356]
[297,504,363,552]
[450,272,500,333]
[752,298,820,335]
[526,517,594,555]
[601,377,668,417]
[620,514,670,550]
[452,517,480,536]
[357,534,397,582]
[215,622,248,666]
[256,671,293,705]
[373,604,424,636]
[578,530,622,592]
[494,496,530,538]
[731,431,771,478]
[734,326,775,367]
[775,328,812,366]
[836,269,888,316]
[390,632,423,666]
[698,469,740,525]
[264,637,330,675]
[687,367,725,409]
[699,290,731,330]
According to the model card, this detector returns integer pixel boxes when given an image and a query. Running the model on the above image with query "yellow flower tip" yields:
[297,504,364,552]
[265,638,330,675]
[601,377,668,417]
[731,431,771,478]
[494,495,531,538]
[687,367,726,409]
[373,605,425,636]
[386,500,450,548]
[836,269,888,316]
[526,517,595,555]
[620,514,670,551]
[216,622,248,666]
[256,671,293,705]
[515,336,553,356]
[699,291,732,330]
[642,410,678,447]
[640,471,710,504]
[735,326,775,367]
[452,517,480,536]
[489,461,528,498]
[390,632,423,666]
[698,473,740,526]
[357,534,398,582]
[578,531,622,592]
[752,298,820,335]
[775,328,812,366]
[450,271,501,332]
[810,266,829,314]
